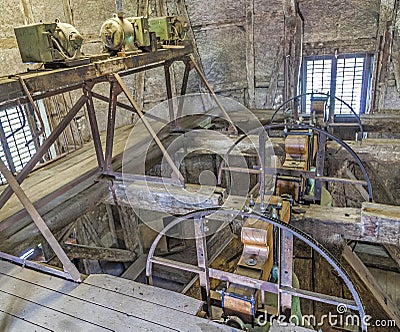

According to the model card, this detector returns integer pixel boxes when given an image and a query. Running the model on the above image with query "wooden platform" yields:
[0,259,238,331]
[0,124,134,224]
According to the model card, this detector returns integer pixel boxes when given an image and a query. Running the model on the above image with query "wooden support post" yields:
[194,217,211,316]
[245,0,255,108]
[282,0,303,117]
[343,245,400,328]
[279,229,293,317]
[0,159,81,282]
[81,214,103,247]
[106,204,119,247]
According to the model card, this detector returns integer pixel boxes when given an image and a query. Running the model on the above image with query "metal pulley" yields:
[100,14,136,52]
[51,19,83,59]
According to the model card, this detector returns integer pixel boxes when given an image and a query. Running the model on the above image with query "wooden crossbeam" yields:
[63,243,136,262]
[384,244,400,270]
[343,245,400,328]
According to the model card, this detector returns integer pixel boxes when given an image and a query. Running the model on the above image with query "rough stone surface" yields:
[0,0,399,114]
[299,0,379,44]
[185,0,245,26]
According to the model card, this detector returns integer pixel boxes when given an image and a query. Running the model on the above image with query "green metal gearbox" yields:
[14,20,83,64]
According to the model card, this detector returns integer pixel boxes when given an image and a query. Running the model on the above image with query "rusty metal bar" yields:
[314,133,327,202]
[90,91,168,124]
[0,94,88,210]
[176,59,192,129]
[164,61,175,124]
[188,54,237,134]
[221,166,261,174]
[104,79,121,171]
[0,46,194,106]
[0,120,16,174]
[0,158,81,282]
[13,76,45,142]
[0,251,76,280]
[84,86,105,169]
[280,285,358,310]
[113,73,185,183]
[101,171,183,187]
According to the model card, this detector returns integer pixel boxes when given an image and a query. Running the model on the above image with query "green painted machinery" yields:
[14,19,84,64]
[148,16,188,43]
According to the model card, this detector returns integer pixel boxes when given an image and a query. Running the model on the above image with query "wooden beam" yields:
[245,0,256,108]
[0,181,108,254]
[296,203,400,246]
[104,180,224,215]
[384,244,400,270]
[63,243,136,262]
[342,245,400,328]
[361,113,400,133]
[361,202,400,246]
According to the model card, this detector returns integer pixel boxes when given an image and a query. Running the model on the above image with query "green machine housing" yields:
[148,16,187,43]
[14,21,83,64]
[127,16,151,48]
[14,22,60,63]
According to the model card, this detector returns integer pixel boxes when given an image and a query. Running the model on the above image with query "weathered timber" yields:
[361,202,400,246]
[355,251,400,272]
[121,253,148,281]
[104,180,224,215]
[0,181,108,254]
[294,203,400,246]
[361,113,400,133]
[342,245,400,329]
[173,130,400,165]
[63,243,136,262]
[0,45,193,106]
[384,244,400,270]
[245,0,256,108]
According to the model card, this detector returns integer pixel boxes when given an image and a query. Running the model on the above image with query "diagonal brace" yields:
[113,73,185,183]
[0,158,81,281]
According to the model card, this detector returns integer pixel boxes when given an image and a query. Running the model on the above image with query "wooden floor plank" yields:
[0,124,134,223]
[0,290,111,331]
[0,265,175,331]
[0,310,52,332]
[0,261,237,331]
[84,273,203,315]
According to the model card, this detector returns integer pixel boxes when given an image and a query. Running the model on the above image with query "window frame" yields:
[301,53,374,118]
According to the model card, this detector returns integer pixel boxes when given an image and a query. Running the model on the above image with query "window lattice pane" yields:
[305,59,332,113]
[303,54,370,115]
[335,57,364,115]
[0,106,36,184]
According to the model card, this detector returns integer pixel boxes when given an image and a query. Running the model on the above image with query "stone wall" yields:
[1,0,399,118]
